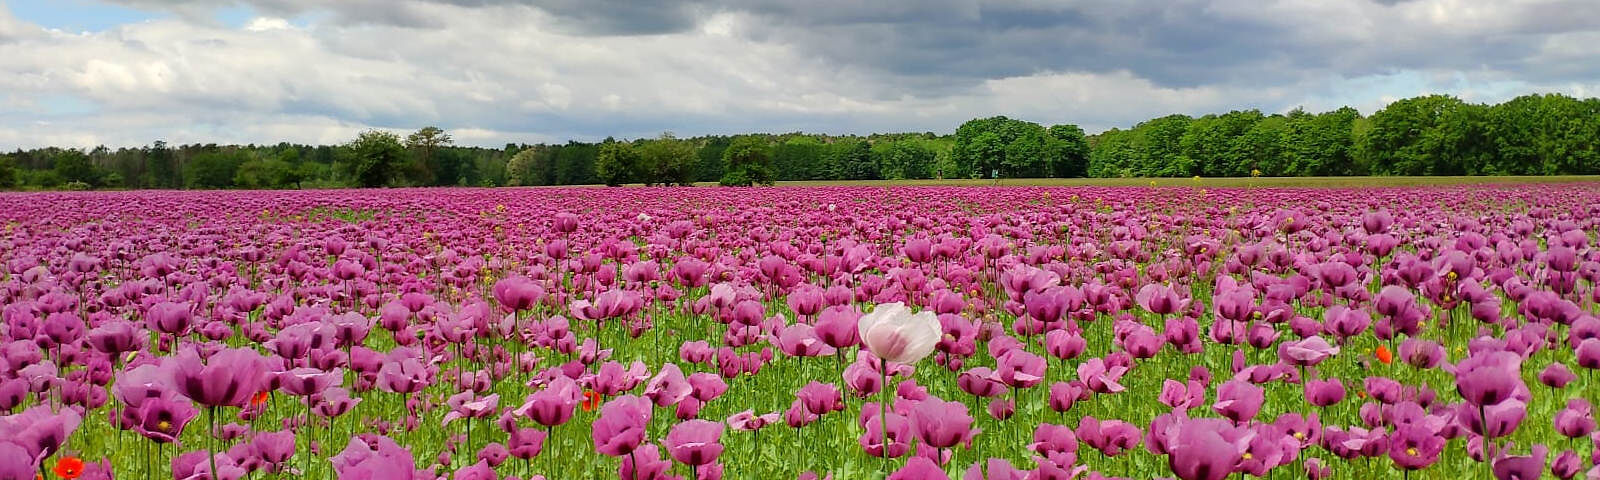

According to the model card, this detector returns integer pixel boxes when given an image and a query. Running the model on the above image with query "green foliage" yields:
[1282,107,1361,176]
[145,141,179,189]
[506,149,540,186]
[6,91,1600,190]
[638,133,698,186]
[233,157,299,189]
[1130,114,1193,177]
[1484,93,1600,175]
[873,141,936,180]
[1087,128,1137,178]
[1178,110,1263,177]
[827,139,876,180]
[595,139,641,187]
[0,154,16,189]
[719,136,773,186]
[1238,115,1290,176]
[52,150,102,187]
[695,138,730,183]
[952,116,1051,178]
[1045,124,1090,178]
[344,130,407,187]
[406,126,453,185]
[553,142,600,185]
[183,149,250,189]
[1363,95,1479,176]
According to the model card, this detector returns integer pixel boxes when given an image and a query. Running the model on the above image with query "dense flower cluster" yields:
[1,185,1599,479]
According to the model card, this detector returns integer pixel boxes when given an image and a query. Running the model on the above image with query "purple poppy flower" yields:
[910,396,978,449]
[1165,418,1248,480]
[1453,350,1523,407]
[169,346,271,408]
[1212,380,1264,424]
[890,457,950,480]
[591,395,651,456]
[664,419,725,466]
[1388,423,1445,470]
[1491,444,1547,480]
[1280,336,1339,367]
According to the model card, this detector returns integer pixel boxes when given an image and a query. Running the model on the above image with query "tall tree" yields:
[1087,128,1138,177]
[772,136,824,181]
[1045,124,1090,178]
[183,149,249,189]
[951,116,1051,178]
[52,149,101,187]
[873,141,936,180]
[1282,107,1361,176]
[1130,114,1192,177]
[145,141,178,188]
[0,154,15,189]
[829,139,876,180]
[595,139,640,186]
[506,149,539,186]
[406,126,453,185]
[1178,110,1262,177]
[720,136,773,186]
[639,133,698,186]
[1485,93,1600,175]
[344,130,407,187]
[1363,95,1483,176]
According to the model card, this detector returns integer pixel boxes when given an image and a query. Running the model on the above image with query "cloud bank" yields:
[2,0,1598,148]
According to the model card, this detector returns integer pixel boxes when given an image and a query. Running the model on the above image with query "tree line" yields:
[2,92,1597,190]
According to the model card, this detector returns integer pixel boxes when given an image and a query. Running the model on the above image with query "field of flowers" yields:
[2,184,1599,480]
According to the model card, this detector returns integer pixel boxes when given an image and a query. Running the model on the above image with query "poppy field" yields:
[2,184,1600,480]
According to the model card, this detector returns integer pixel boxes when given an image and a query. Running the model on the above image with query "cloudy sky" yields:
[2,0,1598,149]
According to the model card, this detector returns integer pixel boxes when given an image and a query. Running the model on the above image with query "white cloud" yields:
[1,0,1598,149]
[244,17,291,32]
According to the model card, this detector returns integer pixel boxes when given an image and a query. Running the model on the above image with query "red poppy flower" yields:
[1375,345,1393,365]
[53,456,85,479]
[251,391,270,407]
[582,390,604,412]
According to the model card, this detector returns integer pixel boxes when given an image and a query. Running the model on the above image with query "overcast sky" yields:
[2,0,1597,149]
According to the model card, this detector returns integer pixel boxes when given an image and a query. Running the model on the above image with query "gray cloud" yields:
[2,0,1599,149]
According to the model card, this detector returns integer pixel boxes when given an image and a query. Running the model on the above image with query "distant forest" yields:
[1,93,1597,190]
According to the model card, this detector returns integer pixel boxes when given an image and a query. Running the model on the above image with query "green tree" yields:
[52,149,102,187]
[873,141,936,180]
[552,142,599,185]
[145,141,178,188]
[1178,110,1262,177]
[233,157,295,189]
[183,150,248,189]
[1001,125,1048,178]
[595,139,640,186]
[951,116,1050,178]
[406,126,453,185]
[1088,129,1138,177]
[1364,95,1484,176]
[1237,115,1289,177]
[695,137,730,183]
[828,139,876,180]
[772,137,824,181]
[1282,107,1361,176]
[1130,114,1193,177]
[506,148,539,186]
[344,130,407,187]
[0,154,16,189]
[1045,124,1090,177]
[639,133,698,186]
[720,136,773,186]
[1485,93,1600,175]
